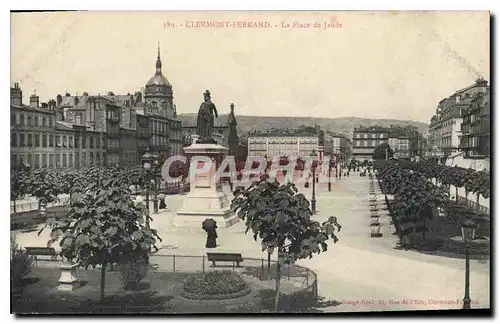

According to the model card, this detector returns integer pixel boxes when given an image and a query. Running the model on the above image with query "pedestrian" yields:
[158,194,167,209]
[202,219,218,248]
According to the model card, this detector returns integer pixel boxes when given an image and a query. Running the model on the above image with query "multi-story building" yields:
[428,78,489,156]
[247,127,324,159]
[459,88,491,158]
[11,85,59,169]
[352,126,388,161]
[325,132,352,162]
[388,127,410,159]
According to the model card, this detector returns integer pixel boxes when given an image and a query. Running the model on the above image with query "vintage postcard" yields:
[10,10,490,315]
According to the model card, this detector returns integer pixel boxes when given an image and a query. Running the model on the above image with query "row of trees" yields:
[374,159,490,246]
[375,160,449,243]
[376,159,490,206]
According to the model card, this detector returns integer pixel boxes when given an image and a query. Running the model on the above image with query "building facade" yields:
[247,128,324,159]
[459,88,491,158]
[428,78,489,156]
[352,126,388,161]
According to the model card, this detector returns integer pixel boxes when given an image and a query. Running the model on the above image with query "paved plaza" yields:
[12,173,490,312]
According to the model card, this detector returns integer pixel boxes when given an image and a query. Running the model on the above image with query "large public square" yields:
[12,171,490,312]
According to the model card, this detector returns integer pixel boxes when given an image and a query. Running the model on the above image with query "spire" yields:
[156,42,162,74]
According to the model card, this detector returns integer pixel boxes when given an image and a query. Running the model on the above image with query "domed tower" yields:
[144,42,174,117]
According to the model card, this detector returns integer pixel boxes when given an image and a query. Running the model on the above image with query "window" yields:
[63,154,67,167]
[82,137,86,148]
[90,136,94,148]
[35,115,39,126]
[34,154,40,168]
[42,116,46,126]
[49,154,53,167]
[96,152,100,165]
[42,134,47,147]
[90,152,94,164]
[35,134,40,147]
[27,115,32,126]
[56,135,61,147]
[27,154,32,166]
[11,133,17,146]
[49,117,53,127]
[55,154,60,167]
[42,154,47,167]
[11,113,15,125]
[363,134,368,139]
[82,153,86,166]
[68,154,73,167]
[20,114,25,126]
[20,133,25,147]
[49,134,54,147]
[69,136,73,147]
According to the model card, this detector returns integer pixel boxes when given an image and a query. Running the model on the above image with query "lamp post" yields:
[310,150,317,214]
[461,219,477,309]
[151,153,160,214]
[328,156,333,192]
[141,151,153,230]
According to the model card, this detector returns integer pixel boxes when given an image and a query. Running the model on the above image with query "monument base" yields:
[174,141,239,229]
[58,262,80,291]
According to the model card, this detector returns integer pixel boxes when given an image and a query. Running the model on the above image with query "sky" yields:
[10,11,490,123]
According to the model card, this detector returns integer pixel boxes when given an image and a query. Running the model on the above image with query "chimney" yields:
[10,82,22,106]
[30,91,39,108]
[74,97,79,106]
[56,94,63,106]
[41,102,48,109]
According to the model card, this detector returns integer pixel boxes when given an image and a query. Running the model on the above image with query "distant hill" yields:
[177,114,429,139]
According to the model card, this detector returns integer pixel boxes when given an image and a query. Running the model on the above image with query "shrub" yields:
[183,271,246,296]
[118,256,149,290]
[11,236,34,288]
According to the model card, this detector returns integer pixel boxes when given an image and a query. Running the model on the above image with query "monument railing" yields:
[150,254,318,311]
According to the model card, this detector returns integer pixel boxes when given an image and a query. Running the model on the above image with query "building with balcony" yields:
[247,127,325,160]
[352,126,388,162]
[459,88,490,158]
[428,78,489,156]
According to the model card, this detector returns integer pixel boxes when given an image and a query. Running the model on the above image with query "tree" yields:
[45,169,161,301]
[23,168,62,213]
[373,143,393,160]
[11,170,27,215]
[231,179,341,311]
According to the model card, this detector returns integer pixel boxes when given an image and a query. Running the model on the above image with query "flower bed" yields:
[182,271,250,300]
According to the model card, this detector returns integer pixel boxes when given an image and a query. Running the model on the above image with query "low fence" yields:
[150,254,318,311]
[456,195,489,216]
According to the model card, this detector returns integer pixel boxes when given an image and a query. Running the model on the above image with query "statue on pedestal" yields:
[227,103,239,155]
[196,90,218,143]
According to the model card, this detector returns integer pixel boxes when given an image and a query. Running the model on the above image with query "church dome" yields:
[146,73,171,87]
[146,43,172,87]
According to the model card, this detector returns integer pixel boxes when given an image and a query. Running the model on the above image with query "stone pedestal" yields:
[58,261,79,291]
[174,141,239,228]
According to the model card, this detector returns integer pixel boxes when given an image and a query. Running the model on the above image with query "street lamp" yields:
[310,150,317,214]
[461,219,477,309]
[151,153,160,214]
[328,156,334,192]
[141,151,153,230]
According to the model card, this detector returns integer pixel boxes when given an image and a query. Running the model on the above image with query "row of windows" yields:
[11,151,107,168]
[11,112,54,127]
[11,132,107,149]
[354,139,388,148]
[354,133,386,139]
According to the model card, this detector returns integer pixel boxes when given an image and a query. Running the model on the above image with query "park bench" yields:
[206,252,243,268]
[25,247,58,266]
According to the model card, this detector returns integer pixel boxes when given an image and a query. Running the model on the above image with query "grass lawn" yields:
[12,266,317,314]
